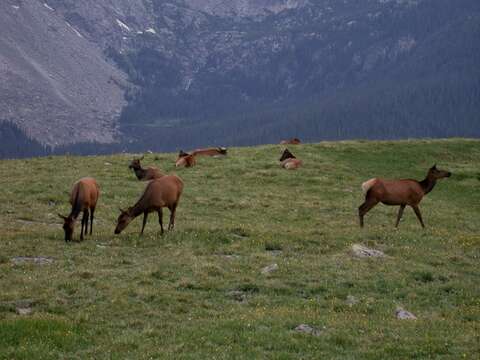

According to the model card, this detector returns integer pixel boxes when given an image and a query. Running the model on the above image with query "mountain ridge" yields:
[0,0,479,152]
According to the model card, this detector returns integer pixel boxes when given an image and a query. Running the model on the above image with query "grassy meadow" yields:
[0,139,479,359]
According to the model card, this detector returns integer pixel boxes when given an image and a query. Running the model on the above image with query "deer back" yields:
[192,148,227,157]
[144,167,164,180]
[70,177,99,210]
[140,175,183,209]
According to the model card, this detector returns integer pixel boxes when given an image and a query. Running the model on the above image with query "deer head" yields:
[114,208,134,234]
[279,148,296,162]
[58,214,75,241]
[428,164,452,180]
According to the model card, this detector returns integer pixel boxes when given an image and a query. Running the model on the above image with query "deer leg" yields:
[157,209,164,235]
[411,205,425,228]
[358,197,379,228]
[79,217,83,241]
[80,211,84,240]
[141,212,148,235]
[80,210,88,240]
[395,205,406,228]
[89,208,95,235]
[168,203,177,231]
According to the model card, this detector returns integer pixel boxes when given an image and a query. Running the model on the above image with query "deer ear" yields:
[432,164,437,169]
[140,155,144,160]
[58,213,67,220]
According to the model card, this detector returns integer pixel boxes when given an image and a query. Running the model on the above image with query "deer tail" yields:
[361,178,377,194]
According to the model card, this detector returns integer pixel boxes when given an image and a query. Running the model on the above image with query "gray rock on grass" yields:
[13,299,35,316]
[346,295,359,306]
[266,250,283,256]
[11,256,54,265]
[396,307,417,320]
[227,290,247,303]
[352,244,385,258]
[261,263,278,274]
[16,307,33,316]
[294,324,323,336]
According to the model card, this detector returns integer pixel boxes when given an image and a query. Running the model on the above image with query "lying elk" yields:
[114,175,184,235]
[279,148,302,169]
[129,155,163,180]
[192,147,228,157]
[359,164,452,228]
[175,150,196,168]
[58,177,100,242]
[280,138,301,145]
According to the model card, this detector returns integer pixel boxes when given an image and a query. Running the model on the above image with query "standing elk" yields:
[58,177,100,242]
[279,148,303,169]
[359,164,452,228]
[129,156,163,180]
[114,175,184,235]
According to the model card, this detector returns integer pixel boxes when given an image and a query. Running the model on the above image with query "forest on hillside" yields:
[1,0,479,158]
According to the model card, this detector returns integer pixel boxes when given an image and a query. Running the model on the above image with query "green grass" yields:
[0,139,479,359]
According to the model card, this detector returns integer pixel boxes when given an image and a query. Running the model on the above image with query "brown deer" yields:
[280,138,301,145]
[114,175,184,235]
[192,147,227,157]
[175,150,196,168]
[279,148,302,169]
[58,177,100,242]
[359,165,452,228]
[129,156,163,181]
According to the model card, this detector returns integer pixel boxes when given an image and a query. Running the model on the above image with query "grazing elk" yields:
[280,138,301,145]
[359,165,452,228]
[192,147,228,157]
[279,148,302,169]
[58,177,100,242]
[114,175,184,235]
[175,150,196,168]
[129,156,163,180]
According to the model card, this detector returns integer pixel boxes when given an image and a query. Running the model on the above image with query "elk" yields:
[129,155,163,181]
[279,148,302,169]
[175,150,196,168]
[192,147,228,157]
[58,177,100,242]
[114,175,184,235]
[280,138,301,145]
[359,165,452,228]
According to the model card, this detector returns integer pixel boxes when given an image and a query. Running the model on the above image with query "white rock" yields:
[261,263,278,274]
[11,256,54,265]
[16,307,33,315]
[294,324,322,336]
[396,307,417,320]
[352,244,385,258]
[346,295,359,306]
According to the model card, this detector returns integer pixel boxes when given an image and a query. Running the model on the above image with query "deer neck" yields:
[129,196,148,218]
[134,167,146,179]
[419,175,437,195]
[68,191,83,219]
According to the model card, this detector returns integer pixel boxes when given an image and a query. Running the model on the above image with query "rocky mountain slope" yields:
[1,0,479,152]
[0,0,128,146]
